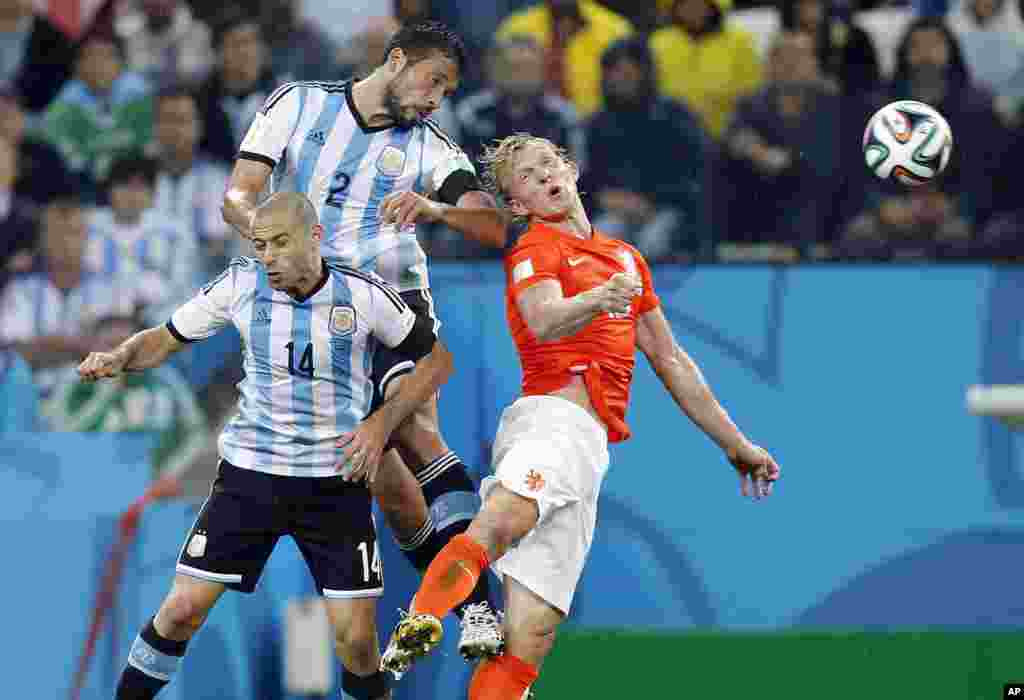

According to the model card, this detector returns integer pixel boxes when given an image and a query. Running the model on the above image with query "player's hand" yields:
[727,442,780,500]
[594,272,642,316]
[78,350,129,382]
[335,414,390,484]
[379,191,444,228]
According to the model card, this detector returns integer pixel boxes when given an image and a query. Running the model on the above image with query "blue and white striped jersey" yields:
[0,270,135,399]
[168,257,429,477]
[237,80,479,293]
[85,208,202,323]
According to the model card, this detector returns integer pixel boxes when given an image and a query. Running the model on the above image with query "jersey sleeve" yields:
[166,262,240,342]
[367,277,427,353]
[631,247,661,314]
[237,82,303,168]
[505,240,562,299]
[425,123,485,205]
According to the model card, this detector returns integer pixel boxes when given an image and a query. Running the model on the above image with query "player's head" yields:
[250,192,324,293]
[480,134,580,221]
[379,21,465,127]
[106,154,157,222]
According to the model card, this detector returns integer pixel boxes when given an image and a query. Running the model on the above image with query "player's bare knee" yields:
[334,624,378,673]
[158,590,207,637]
[506,616,558,664]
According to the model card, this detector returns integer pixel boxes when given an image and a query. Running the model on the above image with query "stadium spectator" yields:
[44,309,209,480]
[148,84,234,276]
[837,181,974,260]
[649,0,762,139]
[947,0,1024,121]
[0,84,71,207]
[0,0,75,113]
[261,0,339,82]
[115,0,215,87]
[0,185,135,400]
[337,16,402,81]
[585,37,709,262]
[495,0,634,118]
[84,154,200,324]
[0,136,38,285]
[716,31,842,260]
[197,9,283,164]
[778,0,881,98]
[0,348,39,432]
[455,35,583,174]
[40,33,153,202]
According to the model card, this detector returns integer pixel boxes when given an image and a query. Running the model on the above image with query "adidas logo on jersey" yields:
[253,308,271,324]
[307,130,326,146]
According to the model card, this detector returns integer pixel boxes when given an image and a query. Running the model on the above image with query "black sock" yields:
[408,453,493,617]
[342,669,391,700]
[115,618,189,699]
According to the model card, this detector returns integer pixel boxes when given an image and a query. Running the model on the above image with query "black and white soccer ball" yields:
[862,100,953,186]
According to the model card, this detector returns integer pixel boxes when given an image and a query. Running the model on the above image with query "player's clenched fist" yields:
[592,272,642,316]
[379,191,444,229]
[78,351,128,382]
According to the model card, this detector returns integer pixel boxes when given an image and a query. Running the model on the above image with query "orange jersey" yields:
[504,222,660,442]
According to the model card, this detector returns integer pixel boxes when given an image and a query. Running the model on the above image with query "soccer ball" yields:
[862,100,953,186]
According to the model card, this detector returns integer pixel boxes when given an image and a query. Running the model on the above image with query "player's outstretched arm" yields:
[77,326,185,382]
[379,190,511,248]
[222,159,272,238]
[635,307,779,498]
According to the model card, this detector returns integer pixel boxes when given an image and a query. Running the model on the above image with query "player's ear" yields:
[386,47,407,75]
[311,223,324,243]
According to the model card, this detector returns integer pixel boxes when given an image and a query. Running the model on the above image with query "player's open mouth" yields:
[548,185,562,197]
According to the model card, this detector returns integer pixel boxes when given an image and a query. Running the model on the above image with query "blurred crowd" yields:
[2,0,1024,460]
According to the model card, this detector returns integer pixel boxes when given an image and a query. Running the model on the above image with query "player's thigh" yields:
[177,461,281,594]
[502,574,565,669]
[467,483,540,559]
[155,574,226,631]
[290,477,384,600]
[369,450,429,531]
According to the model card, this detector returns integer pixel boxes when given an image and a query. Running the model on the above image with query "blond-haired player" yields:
[377,134,781,699]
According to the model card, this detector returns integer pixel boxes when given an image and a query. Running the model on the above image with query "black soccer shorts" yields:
[177,461,383,597]
[370,288,440,410]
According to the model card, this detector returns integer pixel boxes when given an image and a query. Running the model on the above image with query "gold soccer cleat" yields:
[380,612,443,679]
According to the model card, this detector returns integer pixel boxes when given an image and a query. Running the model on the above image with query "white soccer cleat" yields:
[458,601,505,661]
[380,611,443,679]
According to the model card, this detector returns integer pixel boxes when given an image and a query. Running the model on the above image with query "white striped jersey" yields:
[237,80,480,293]
[84,208,202,322]
[0,270,135,399]
[168,257,433,477]
[153,157,232,245]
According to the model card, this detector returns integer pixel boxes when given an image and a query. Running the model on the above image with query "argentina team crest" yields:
[330,305,357,336]
[376,146,406,177]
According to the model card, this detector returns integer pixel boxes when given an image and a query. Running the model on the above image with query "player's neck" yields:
[539,200,592,239]
[350,74,393,128]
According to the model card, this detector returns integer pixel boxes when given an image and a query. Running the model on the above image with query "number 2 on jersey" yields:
[326,171,350,208]
[285,341,314,377]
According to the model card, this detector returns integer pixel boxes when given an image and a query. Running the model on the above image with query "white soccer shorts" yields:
[480,395,610,614]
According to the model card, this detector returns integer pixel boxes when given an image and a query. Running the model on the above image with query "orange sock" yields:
[469,654,538,700]
[411,533,490,620]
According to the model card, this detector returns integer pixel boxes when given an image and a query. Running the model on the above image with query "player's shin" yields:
[468,655,538,700]
[406,452,494,616]
[411,532,490,620]
[115,617,189,699]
